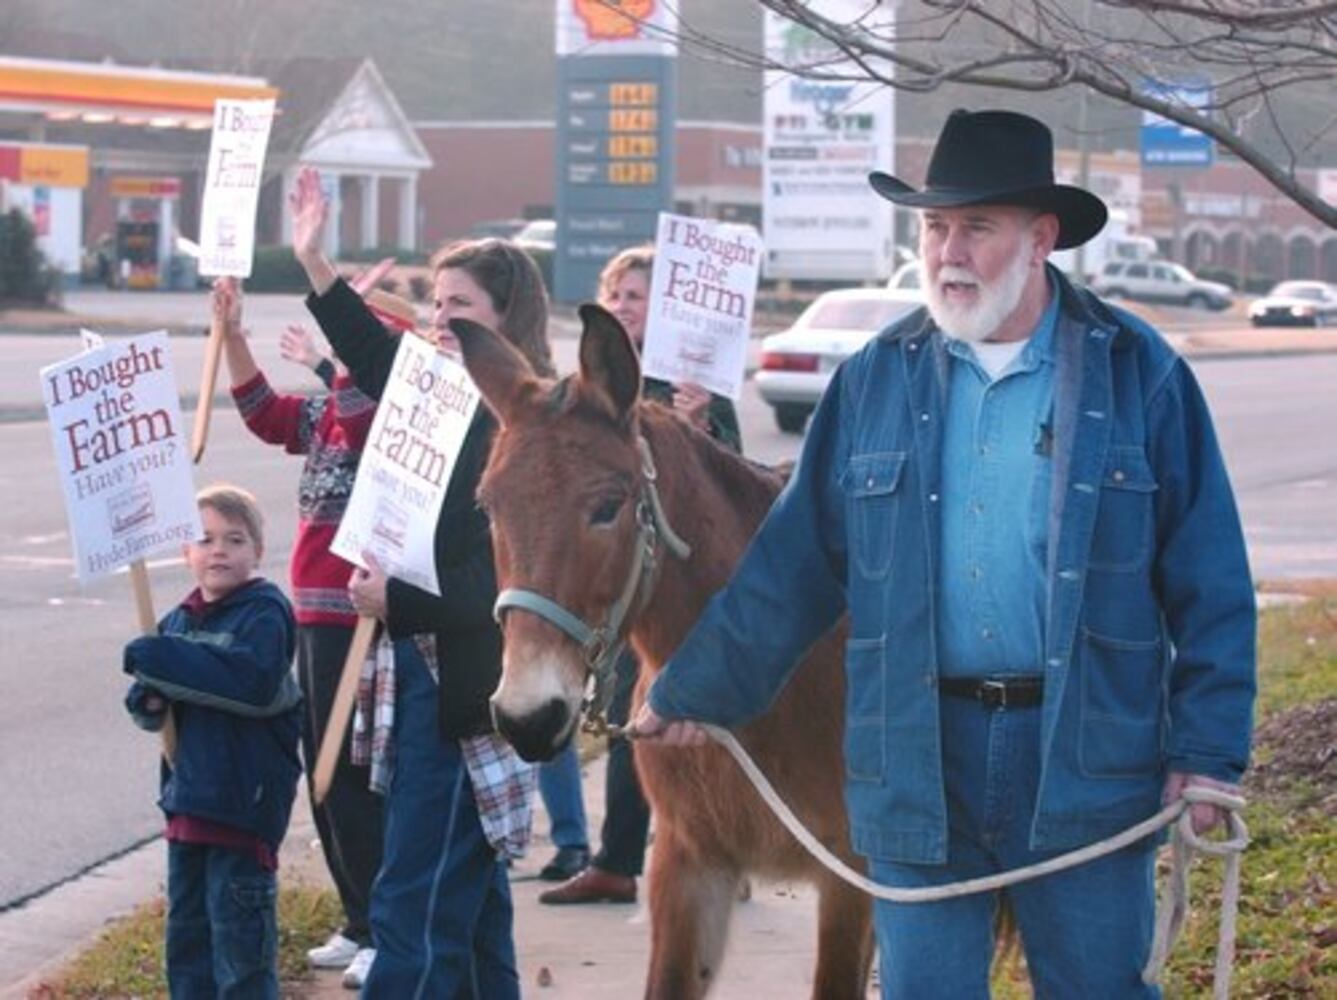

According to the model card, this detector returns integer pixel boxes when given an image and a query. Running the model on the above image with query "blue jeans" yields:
[538,740,589,851]
[166,841,278,999]
[870,698,1158,999]
[364,642,519,999]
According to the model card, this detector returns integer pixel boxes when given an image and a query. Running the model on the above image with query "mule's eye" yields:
[590,496,624,527]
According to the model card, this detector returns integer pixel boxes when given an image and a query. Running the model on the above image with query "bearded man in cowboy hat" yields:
[634,109,1256,997]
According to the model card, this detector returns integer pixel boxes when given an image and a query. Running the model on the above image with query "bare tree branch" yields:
[696,0,1337,227]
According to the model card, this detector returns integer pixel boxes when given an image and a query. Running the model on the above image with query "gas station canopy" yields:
[0,54,277,130]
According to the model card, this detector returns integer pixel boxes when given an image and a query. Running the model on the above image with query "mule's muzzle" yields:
[492,697,574,762]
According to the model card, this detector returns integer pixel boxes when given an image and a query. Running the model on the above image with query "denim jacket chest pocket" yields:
[1088,446,1158,573]
[842,452,907,580]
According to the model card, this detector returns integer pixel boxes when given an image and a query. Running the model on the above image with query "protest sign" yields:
[41,331,200,583]
[197,98,276,278]
[331,335,480,596]
[640,212,762,400]
[192,99,275,460]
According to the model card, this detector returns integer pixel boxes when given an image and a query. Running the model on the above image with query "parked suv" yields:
[1092,260,1232,310]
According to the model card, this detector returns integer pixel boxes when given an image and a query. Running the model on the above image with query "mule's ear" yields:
[451,317,539,427]
[577,303,641,422]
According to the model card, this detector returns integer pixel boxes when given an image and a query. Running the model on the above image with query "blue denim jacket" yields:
[649,267,1256,864]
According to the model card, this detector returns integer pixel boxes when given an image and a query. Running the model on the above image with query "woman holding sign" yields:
[290,165,549,998]
[600,244,741,448]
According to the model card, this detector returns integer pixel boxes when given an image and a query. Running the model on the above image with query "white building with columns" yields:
[262,57,432,254]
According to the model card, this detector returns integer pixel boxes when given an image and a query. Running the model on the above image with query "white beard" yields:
[925,243,1034,343]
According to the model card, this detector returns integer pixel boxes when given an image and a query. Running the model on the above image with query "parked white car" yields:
[1091,260,1232,310]
[514,218,556,254]
[755,288,924,433]
[1248,280,1337,328]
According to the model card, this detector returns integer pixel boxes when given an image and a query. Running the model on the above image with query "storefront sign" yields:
[0,143,89,188]
[110,176,182,199]
[762,2,896,281]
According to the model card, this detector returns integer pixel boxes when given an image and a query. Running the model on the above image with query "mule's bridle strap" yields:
[494,588,600,651]
[636,435,691,561]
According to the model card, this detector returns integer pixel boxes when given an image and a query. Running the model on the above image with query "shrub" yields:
[245,246,311,293]
[0,208,58,304]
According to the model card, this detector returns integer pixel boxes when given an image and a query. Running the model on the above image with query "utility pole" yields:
[1072,0,1092,282]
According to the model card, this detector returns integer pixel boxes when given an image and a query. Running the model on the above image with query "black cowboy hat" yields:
[869,109,1107,250]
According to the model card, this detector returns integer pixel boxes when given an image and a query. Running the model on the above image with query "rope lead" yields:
[622,722,1249,997]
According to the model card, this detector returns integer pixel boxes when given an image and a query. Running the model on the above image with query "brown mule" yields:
[452,305,873,999]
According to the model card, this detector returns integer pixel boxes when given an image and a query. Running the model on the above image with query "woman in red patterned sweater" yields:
[216,274,410,987]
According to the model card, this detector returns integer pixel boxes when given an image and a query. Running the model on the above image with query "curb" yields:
[0,836,165,999]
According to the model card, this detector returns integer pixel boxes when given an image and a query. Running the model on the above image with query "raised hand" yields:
[290,166,331,262]
[351,256,398,296]
[288,165,339,295]
[279,324,323,370]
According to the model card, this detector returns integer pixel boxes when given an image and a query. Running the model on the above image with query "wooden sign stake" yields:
[312,614,378,805]
[129,558,176,762]
[190,313,225,463]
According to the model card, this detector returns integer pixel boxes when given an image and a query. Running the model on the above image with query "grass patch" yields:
[41,882,341,998]
[1253,589,1337,717]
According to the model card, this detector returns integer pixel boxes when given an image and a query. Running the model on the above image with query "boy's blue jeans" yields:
[166,841,278,999]
[869,698,1159,999]
[538,740,589,851]
[364,641,518,999]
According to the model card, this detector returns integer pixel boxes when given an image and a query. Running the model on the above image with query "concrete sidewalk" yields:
[1,751,839,999]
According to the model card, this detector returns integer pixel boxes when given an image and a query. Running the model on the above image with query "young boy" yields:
[123,483,302,998]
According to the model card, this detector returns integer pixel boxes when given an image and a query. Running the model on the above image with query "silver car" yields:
[755,288,924,433]
[1092,260,1232,310]
[1248,281,1337,327]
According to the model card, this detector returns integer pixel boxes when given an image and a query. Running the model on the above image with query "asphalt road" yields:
[1,297,1334,915]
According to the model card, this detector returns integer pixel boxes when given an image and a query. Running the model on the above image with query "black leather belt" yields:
[939,675,1044,709]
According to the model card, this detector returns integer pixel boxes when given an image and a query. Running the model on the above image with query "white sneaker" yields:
[308,931,360,968]
[342,948,376,990]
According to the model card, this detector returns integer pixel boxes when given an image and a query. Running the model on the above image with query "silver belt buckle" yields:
[979,678,1008,709]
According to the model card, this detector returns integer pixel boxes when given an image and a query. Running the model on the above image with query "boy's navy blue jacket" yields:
[123,578,302,850]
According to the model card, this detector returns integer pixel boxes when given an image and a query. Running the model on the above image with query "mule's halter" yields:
[493,435,692,725]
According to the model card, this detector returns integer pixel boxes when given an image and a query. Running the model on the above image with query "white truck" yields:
[1052,210,1157,285]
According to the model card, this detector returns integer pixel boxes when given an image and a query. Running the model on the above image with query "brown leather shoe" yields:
[538,866,637,905]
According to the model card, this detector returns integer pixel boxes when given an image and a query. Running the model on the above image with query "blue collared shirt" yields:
[937,285,1059,678]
